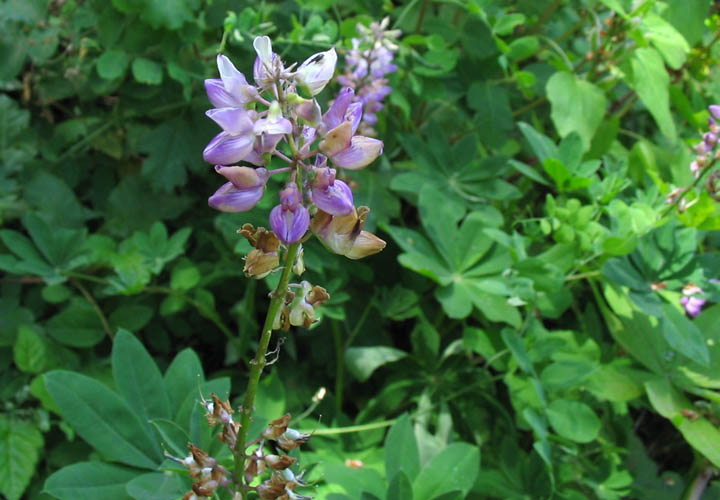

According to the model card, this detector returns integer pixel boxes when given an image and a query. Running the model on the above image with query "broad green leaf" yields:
[170,261,200,291]
[0,416,43,500]
[112,330,172,426]
[345,346,408,382]
[322,463,386,500]
[13,325,47,373]
[164,348,205,416]
[0,298,34,345]
[126,472,187,500]
[629,48,676,140]
[44,370,162,468]
[385,414,421,482]
[660,303,710,367]
[501,328,533,374]
[412,443,480,500]
[47,300,105,348]
[140,0,199,30]
[645,378,720,467]
[540,361,596,391]
[546,72,606,151]
[44,462,137,500]
[132,57,163,85]
[96,49,130,80]
[517,122,558,164]
[255,370,286,420]
[467,82,513,148]
[138,119,194,192]
[109,305,154,332]
[387,471,414,500]
[547,400,601,443]
[149,419,189,457]
[665,0,710,46]
[24,171,91,228]
[641,13,689,70]
[0,94,30,153]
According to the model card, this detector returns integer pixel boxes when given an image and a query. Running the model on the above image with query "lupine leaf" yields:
[44,462,138,500]
[0,416,43,500]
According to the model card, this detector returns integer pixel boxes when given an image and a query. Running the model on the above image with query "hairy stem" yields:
[233,241,301,490]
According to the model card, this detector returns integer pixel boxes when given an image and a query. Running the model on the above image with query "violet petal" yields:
[208,181,265,212]
[203,131,255,165]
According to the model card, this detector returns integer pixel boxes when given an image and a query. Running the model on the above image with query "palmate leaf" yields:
[44,462,138,500]
[385,185,517,324]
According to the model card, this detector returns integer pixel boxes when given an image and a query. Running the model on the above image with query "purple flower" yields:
[208,166,269,212]
[330,136,383,170]
[681,284,706,317]
[710,105,720,120]
[270,184,310,244]
[203,108,257,165]
[204,55,257,108]
[311,163,354,216]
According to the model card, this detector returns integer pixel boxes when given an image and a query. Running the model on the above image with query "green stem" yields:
[661,158,718,218]
[305,419,396,435]
[70,278,114,341]
[232,241,301,489]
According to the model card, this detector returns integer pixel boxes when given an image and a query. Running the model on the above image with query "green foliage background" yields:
[2,0,720,499]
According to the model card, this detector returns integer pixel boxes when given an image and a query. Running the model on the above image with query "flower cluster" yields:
[337,18,400,136]
[167,395,313,500]
[203,36,386,272]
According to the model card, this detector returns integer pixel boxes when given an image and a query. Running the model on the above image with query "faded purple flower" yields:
[208,166,269,212]
[270,184,310,244]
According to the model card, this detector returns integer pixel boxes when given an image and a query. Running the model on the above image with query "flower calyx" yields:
[238,224,281,279]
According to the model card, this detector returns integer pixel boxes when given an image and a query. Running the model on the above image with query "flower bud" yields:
[319,121,353,156]
[287,281,329,328]
[208,167,269,213]
[254,101,293,136]
[262,414,291,440]
[296,48,337,96]
[264,454,297,470]
[258,481,285,499]
[277,428,311,451]
[311,206,386,259]
[254,36,274,67]
[331,136,384,170]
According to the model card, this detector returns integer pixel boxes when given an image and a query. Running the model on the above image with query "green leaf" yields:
[540,361,596,391]
[140,0,199,30]
[645,378,720,467]
[44,370,162,468]
[112,330,172,426]
[13,325,47,373]
[126,472,187,500]
[641,13,689,70]
[44,462,138,500]
[664,0,710,46]
[149,419,189,457]
[547,399,601,443]
[96,49,130,80]
[345,346,408,382]
[109,305,154,332]
[659,303,710,367]
[412,443,480,500]
[0,94,30,154]
[517,122,558,164]
[546,72,606,151]
[322,464,386,500]
[628,48,676,140]
[385,414,421,482]
[467,82,513,148]
[500,328,533,374]
[131,58,163,85]
[255,370,286,420]
[387,471,414,500]
[170,261,200,291]
[47,300,105,348]
[138,119,194,191]
[0,415,43,500]
[163,348,205,417]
